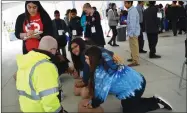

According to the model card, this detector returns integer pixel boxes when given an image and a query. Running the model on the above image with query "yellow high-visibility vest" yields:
[16,51,62,112]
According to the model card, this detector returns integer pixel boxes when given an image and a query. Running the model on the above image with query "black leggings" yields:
[121,77,160,113]
[108,26,117,44]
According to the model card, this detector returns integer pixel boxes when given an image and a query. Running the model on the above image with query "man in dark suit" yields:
[144,1,161,59]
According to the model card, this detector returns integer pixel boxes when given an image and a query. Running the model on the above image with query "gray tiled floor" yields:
[2,32,186,112]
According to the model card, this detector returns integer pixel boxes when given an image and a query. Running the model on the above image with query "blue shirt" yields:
[90,49,144,108]
[81,15,86,32]
[127,6,140,37]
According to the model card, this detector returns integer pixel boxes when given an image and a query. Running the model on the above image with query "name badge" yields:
[91,26,96,33]
[58,30,64,36]
[72,30,77,36]
[80,71,83,78]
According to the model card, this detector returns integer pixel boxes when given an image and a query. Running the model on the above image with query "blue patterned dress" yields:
[90,49,144,108]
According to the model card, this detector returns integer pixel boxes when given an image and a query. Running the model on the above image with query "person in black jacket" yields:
[52,10,68,57]
[144,1,161,59]
[178,1,186,34]
[69,8,83,40]
[83,3,106,47]
[15,1,53,54]
[170,1,180,36]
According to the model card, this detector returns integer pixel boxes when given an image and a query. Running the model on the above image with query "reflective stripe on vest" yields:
[18,59,59,100]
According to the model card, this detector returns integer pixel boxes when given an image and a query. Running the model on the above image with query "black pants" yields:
[138,23,144,51]
[171,19,178,36]
[178,17,186,33]
[107,26,111,36]
[121,77,160,113]
[147,33,158,56]
[108,26,117,44]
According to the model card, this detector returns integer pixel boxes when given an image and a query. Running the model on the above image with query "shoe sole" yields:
[154,94,173,110]
[149,57,161,59]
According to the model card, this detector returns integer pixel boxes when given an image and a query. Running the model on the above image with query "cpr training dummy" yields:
[78,46,173,113]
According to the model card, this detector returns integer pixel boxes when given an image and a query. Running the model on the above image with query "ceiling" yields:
[1,1,61,11]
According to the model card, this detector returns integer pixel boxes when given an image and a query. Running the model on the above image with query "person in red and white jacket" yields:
[15,1,53,54]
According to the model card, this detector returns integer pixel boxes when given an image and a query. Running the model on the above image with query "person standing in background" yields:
[120,10,128,25]
[144,1,161,59]
[69,8,83,40]
[125,1,140,67]
[170,1,180,36]
[106,3,112,37]
[83,3,106,47]
[136,1,147,53]
[52,10,68,58]
[158,4,164,33]
[92,7,97,11]
[15,1,53,54]
[64,9,71,27]
[108,3,120,47]
[164,4,169,31]
[81,11,87,39]
[178,1,186,35]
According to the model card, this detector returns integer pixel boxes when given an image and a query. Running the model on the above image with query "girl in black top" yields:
[15,1,53,54]
[83,3,106,48]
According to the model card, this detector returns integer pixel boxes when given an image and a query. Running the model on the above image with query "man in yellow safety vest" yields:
[16,36,67,113]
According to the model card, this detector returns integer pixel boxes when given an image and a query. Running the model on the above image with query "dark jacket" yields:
[143,6,159,33]
[69,16,83,37]
[15,13,53,54]
[88,11,106,46]
[179,6,186,18]
[52,19,68,47]
[84,15,92,38]
[169,5,180,20]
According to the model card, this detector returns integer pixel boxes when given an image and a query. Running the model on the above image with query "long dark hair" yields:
[111,3,116,10]
[85,46,102,97]
[70,38,86,73]
[25,1,50,25]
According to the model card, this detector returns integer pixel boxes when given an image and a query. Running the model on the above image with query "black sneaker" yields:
[127,59,133,62]
[153,95,173,110]
[108,42,113,46]
[113,44,119,47]
[149,54,161,59]
[139,50,147,53]
[178,32,182,35]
